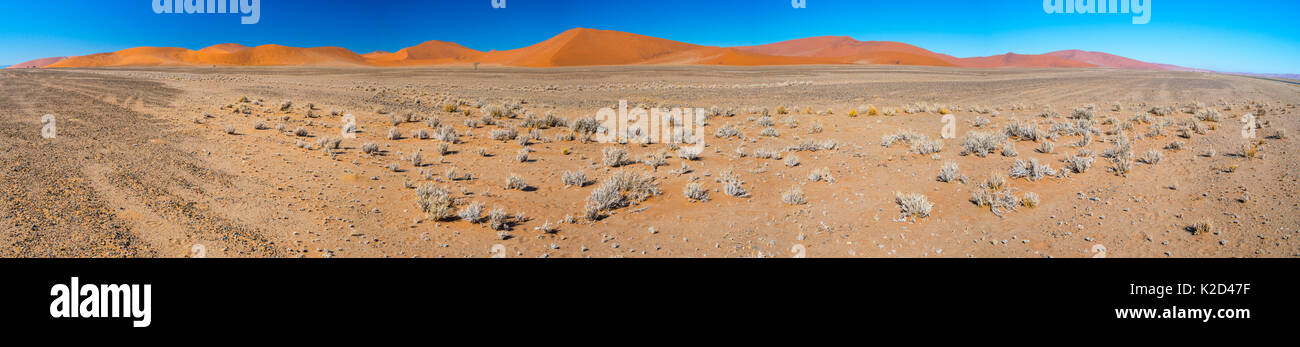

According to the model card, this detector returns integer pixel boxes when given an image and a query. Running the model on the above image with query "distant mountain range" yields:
[7,28,1206,72]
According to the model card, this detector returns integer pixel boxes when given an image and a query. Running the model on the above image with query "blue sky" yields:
[2,0,1297,73]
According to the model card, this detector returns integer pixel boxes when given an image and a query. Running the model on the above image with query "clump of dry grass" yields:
[1190,220,1214,235]
[1241,143,1260,159]
[316,137,342,150]
[1269,128,1288,140]
[562,170,587,187]
[1009,158,1057,181]
[784,155,801,167]
[1064,153,1094,173]
[677,147,701,161]
[684,182,709,202]
[489,128,518,141]
[1001,142,1018,157]
[961,131,1007,157]
[911,139,944,155]
[515,149,529,163]
[584,170,661,216]
[720,168,748,197]
[415,184,456,221]
[294,127,309,137]
[970,174,1021,217]
[1020,192,1039,207]
[1139,149,1163,165]
[505,174,528,190]
[386,127,402,140]
[1036,141,1055,154]
[754,148,783,159]
[410,149,423,167]
[413,129,431,140]
[223,126,237,135]
[781,186,806,205]
[488,206,510,230]
[937,162,959,182]
[894,193,933,221]
[458,202,483,223]
[360,142,380,155]
[881,129,925,147]
[432,125,458,143]
[808,167,834,183]
[603,147,630,167]
[1195,109,1221,122]
[643,151,668,169]
[713,123,742,138]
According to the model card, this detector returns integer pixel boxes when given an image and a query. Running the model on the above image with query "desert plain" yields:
[1,65,1296,258]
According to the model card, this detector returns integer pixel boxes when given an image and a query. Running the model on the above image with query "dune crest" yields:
[7,56,69,69]
[39,28,1175,69]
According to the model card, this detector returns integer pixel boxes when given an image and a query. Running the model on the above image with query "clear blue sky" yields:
[2,0,1297,73]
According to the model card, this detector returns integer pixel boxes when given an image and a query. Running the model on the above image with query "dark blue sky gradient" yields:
[1,0,1297,73]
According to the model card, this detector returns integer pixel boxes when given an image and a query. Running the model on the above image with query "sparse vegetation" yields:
[1139,149,1163,165]
[1020,192,1039,208]
[584,170,661,216]
[361,142,380,155]
[684,182,709,202]
[808,167,833,183]
[961,131,1007,157]
[562,170,587,187]
[937,162,959,182]
[1009,158,1057,181]
[1190,220,1215,235]
[488,206,509,230]
[459,202,483,223]
[505,174,528,190]
[781,186,806,205]
[894,193,933,221]
[1064,154,1094,173]
[1036,141,1054,154]
[415,184,456,221]
[602,147,630,167]
[1241,143,1259,159]
[720,168,748,197]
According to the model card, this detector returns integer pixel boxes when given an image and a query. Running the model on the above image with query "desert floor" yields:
[1,65,1297,258]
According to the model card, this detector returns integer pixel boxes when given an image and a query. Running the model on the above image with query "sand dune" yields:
[957,53,1097,68]
[47,44,370,67]
[40,28,1176,70]
[366,41,484,66]
[1043,49,1169,70]
[735,36,961,67]
[7,56,68,69]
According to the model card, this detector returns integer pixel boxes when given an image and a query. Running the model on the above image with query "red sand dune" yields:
[958,53,1097,68]
[366,41,484,66]
[47,44,369,67]
[473,28,829,67]
[1042,49,1167,70]
[7,56,68,69]
[735,36,961,67]
[39,28,1177,70]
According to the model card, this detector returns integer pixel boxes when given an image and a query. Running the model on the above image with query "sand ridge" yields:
[43,28,1182,70]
